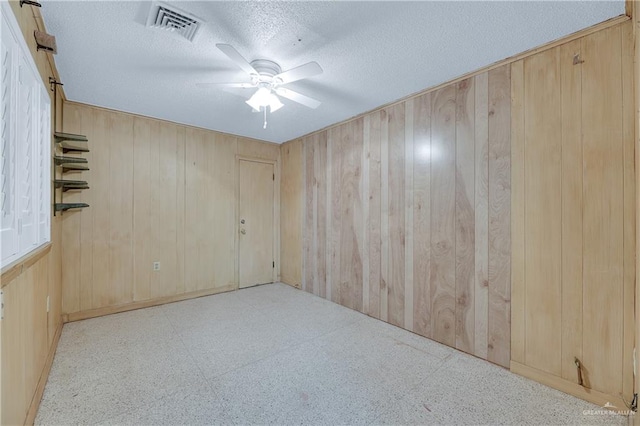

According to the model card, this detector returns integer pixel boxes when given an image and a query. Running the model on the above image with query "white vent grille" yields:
[146,2,202,42]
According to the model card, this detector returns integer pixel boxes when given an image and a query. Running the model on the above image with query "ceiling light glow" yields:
[246,87,283,112]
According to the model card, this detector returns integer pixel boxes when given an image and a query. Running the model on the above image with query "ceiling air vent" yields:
[146,2,202,42]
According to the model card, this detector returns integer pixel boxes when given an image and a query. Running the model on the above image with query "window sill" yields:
[1,243,52,287]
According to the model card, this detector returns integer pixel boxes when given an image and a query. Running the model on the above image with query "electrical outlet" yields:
[153,261,160,271]
[46,295,50,313]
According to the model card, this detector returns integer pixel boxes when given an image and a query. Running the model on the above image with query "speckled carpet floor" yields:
[36,283,629,425]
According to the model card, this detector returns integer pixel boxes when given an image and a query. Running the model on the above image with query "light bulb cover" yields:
[269,95,283,112]
[246,87,283,113]
[245,97,262,112]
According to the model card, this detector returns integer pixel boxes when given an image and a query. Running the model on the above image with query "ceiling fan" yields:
[197,44,323,129]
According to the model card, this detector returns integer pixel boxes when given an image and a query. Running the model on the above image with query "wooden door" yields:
[238,159,275,288]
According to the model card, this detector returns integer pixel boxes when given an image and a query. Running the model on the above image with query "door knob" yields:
[240,219,245,224]
[240,229,246,235]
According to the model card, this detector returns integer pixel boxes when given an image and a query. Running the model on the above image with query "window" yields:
[1,3,51,268]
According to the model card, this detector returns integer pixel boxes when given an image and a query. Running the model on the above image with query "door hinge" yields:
[273,173,275,181]
[1,290,4,320]
[272,261,275,268]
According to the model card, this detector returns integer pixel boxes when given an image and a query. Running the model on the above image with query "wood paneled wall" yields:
[288,65,512,367]
[511,21,635,407]
[1,2,64,425]
[61,102,280,318]
[280,140,303,288]
[282,22,636,408]
[1,247,60,426]
[634,0,640,421]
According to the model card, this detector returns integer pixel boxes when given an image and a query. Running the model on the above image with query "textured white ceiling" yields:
[42,1,624,143]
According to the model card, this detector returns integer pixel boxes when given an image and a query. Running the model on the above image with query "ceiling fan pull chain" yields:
[263,107,268,129]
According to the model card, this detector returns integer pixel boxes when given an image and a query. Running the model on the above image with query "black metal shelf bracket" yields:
[53,132,89,216]
[20,0,41,7]
[54,203,89,212]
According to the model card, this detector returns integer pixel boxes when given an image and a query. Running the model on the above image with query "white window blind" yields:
[0,2,51,268]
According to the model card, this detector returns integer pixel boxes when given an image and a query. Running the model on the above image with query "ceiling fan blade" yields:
[220,87,259,104]
[274,62,323,84]
[274,88,321,109]
[196,82,255,89]
[216,44,258,76]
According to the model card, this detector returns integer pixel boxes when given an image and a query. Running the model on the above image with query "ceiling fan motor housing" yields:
[250,59,283,85]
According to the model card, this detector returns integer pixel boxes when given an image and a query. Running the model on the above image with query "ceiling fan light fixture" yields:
[246,98,261,112]
[246,87,283,113]
[206,43,322,128]
[269,95,283,112]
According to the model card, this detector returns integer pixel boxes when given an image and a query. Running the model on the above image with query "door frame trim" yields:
[235,155,280,288]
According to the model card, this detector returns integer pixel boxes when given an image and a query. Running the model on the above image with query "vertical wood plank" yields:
[404,100,414,331]
[413,92,432,338]
[20,259,48,423]
[202,129,217,290]
[559,39,583,382]
[213,134,237,288]
[368,113,382,319]
[430,85,456,347]
[77,106,93,312]
[387,104,405,327]
[175,127,186,294]
[362,116,371,314]
[91,109,111,308]
[474,72,490,359]
[338,118,364,311]
[524,48,563,375]
[508,63,524,364]
[60,104,81,313]
[300,137,307,291]
[2,275,26,425]
[153,121,178,298]
[455,77,475,353]
[325,129,333,302]
[108,112,134,306]
[329,126,342,304]
[185,128,216,292]
[1,275,25,425]
[280,139,303,287]
[315,133,327,298]
[634,8,640,415]
[133,117,151,301]
[380,110,389,322]
[620,20,635,401]
[581,25,624,396]
[184,127,198,293]
[146,120,161,298]
[311,136,319,295]
[487,64,512,368]
[304,136,315,294]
